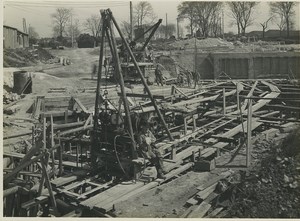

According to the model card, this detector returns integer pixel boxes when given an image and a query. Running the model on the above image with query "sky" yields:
[2,0,300,38]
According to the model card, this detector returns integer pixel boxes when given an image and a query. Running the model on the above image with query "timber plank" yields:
[197,170,233,191]
[187,201,211,218]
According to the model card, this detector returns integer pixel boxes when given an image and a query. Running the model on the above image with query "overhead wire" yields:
[5,1,128,8]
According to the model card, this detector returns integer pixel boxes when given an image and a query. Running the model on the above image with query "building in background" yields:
[3,25,29,49]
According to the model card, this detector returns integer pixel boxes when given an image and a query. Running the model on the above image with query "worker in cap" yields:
[137,122,166,179]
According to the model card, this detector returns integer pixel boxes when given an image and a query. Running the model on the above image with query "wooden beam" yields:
[247,99,252,167]
[73,98,88,113]
[53,121,85,129]
[117,92,165,99]
[59,125,93,136]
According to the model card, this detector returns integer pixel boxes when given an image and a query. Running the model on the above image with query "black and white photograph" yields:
[2,0,300,218]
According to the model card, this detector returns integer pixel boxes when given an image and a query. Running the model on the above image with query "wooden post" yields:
[50,115,55,172]
[43,116,46,150]
[58,134,63,176]
[223,87,226,115]
[246,98,252,167]
[40,155,58,213]
[184,117,187,135]
[76,143,79,168]
[171,145,176,160]
[193,115,197,131]
[236,83,240,111]
[64,110,68,123]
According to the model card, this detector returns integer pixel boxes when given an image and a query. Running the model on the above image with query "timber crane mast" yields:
[91,9,172,180]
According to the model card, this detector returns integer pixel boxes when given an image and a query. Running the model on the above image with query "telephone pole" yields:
[176,17,179,39]
[130,1,133,41]
[222,10,225,39]
[71,14,74,48]
[165,13,168,39]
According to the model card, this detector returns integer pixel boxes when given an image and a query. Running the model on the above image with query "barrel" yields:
[13,71,32,94]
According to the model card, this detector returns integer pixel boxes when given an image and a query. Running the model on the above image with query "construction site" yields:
[3,4,300,219]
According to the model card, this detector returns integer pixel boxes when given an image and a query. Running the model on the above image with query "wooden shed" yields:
[3,25,29,49]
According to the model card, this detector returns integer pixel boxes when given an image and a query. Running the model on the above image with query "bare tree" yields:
[227,2,258,36]
[269,2,296,38]
[134,1,156,27]
[260,17,273,39]
[194,2,222,37]
[227,2,242,36]
[178,1,197,36]
[51,7,72,38]
[84,14,101,39]
[66,18,81,40]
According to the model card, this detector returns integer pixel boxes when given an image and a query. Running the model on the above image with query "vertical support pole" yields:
[165,13,168,39]
[246,98,252,167]
[223,87,226,115]
[64,110,68,123]
[76,143,79,168]
[130,1,133,41]
[236,83,240,111]
[193,115,197,131]
[176,17,179,39]
[184,117,187,135]
[40,155,58,213]
[93,10,107,131]
[58,132,63,176]
[171,145,176,160]
[43,116,46,150]
[50,115,55,172]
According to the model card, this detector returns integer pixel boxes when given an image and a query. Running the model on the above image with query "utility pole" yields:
[165,13,168,39]
[130,1,133,41]
[222,10,225,39]
[71,14,74,48]
[176,17,179,39]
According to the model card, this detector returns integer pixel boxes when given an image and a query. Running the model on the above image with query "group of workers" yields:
[177,70,200,88]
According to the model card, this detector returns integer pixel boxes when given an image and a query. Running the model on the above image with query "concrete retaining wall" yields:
[173,51,300,79]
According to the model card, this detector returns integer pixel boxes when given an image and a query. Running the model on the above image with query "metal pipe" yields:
[109,9,174,141]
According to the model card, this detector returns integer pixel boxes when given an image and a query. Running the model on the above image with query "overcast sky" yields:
[3,0,300,38]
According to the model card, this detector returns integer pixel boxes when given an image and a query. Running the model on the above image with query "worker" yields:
[177,73,184,87]
[155,64,164,86]
[186,71,192,87]
[91,63,97,80]
[137,122,166,179]
[192,71,200,89]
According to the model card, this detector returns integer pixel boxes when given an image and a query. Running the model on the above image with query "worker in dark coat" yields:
[137,122,166,179]
[155,64,164,86]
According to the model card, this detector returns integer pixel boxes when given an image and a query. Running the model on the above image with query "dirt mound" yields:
[152,38,234,51]
[3,47,55,67]
[227,129,300,218]
[170,38,233,50]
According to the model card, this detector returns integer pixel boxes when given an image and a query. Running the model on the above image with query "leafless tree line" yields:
[49,1,297,41]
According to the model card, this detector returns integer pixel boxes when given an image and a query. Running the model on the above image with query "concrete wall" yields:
[3,26,29,49]
[173,51,300,79]
[213,52,300,79]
